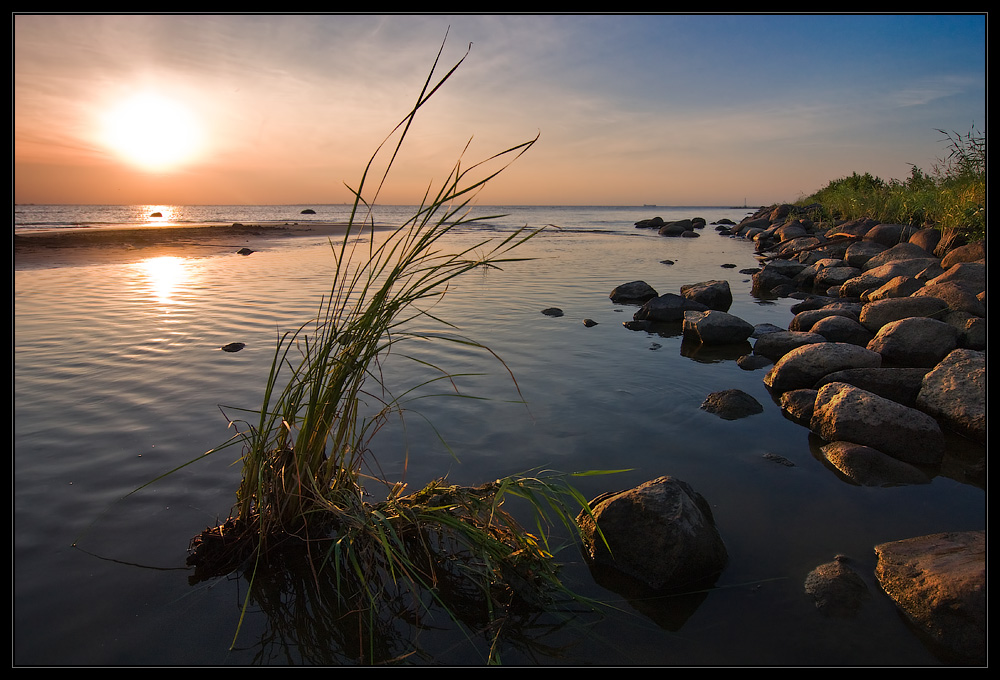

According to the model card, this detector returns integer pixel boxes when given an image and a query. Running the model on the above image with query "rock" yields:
[236,247,254,255]
[763,342,882,393]
[809,382,944,465]
[220,342,245,352]
[814,367,929,407]
[680,279,733,311]
[634,216,665,229]
[866,317,959,368]
[820,441,931,486]
[861,275,925,302]
[778,388,817,425]
[809,315,874,346]
[610,280,658,304]
[812,264,862,290]
[916,349,986,443]
[658,219,695,236]
[839,258,943,298]
[634,294,709,322]
[874,531,985,665]
[912,281,985,317]
[577,476,728,591]
[753,330,827,362]
[844,240,888,269]
[751,268,796,297]
[789,306,860,332]
[763,452,795,467]
[907,227,942,254]
[939,240,984,268]
[300,208,316,214]
[540,307,564,317]
[700,388,763,420]
[682,310,754,345]
[861,241,936,271]
[804,556,871,617]
[149,211,163,217]
[736,353,772,371]
[582,318,598,327]
[864,223,918,248]
[927,261,986,291]
[858,296,950,332]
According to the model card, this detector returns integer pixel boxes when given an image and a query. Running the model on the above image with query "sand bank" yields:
[14,222,386,269]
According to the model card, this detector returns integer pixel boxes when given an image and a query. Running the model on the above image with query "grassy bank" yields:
[796,127,985,240]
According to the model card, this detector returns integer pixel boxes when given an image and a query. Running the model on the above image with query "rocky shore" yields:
[583,204,985,664]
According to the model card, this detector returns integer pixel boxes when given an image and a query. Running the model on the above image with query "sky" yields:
[13,14,987,207]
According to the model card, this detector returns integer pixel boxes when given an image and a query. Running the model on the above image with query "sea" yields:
[14,204,984,665]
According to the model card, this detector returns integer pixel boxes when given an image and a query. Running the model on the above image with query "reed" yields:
[187,36,612,663]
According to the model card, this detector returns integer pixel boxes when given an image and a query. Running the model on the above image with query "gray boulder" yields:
[634,293,709,322]
[577,476,728,591]
[875,531,985,665]
[763,342,882,393]
[810,382,944,465]
[867,317,959,368]
[610,280,658,304]
[916,349,986,443]
[682,310,754,345]
[680,279,732,311]
[700,388,763,420]
[820,441,931,487]
[858,296,950,332]
[814,367,929,407]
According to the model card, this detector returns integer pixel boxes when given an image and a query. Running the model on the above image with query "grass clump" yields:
[186,37,610,663]
[797,125,985,240]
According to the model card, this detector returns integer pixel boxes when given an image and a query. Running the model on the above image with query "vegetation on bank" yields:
[796,126,985,240]
[184,38,613,664]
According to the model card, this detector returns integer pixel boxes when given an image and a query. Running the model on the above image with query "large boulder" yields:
[916,349,986,443]
[763,342,882,393]
[874,531,985,665]
[866,317,959,368]
[814,367,929,407]
[810,382,944,465]
[858,296,950,332]
[753,330,827,361]
[577,476,728,591]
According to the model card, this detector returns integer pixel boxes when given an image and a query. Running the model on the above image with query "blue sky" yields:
[14,14,986,206]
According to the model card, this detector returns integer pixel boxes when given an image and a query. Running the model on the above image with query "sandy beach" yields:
[13,221,374,269]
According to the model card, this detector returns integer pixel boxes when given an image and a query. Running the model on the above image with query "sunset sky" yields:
[14,14,986,207]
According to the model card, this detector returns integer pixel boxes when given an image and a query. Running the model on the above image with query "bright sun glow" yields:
[138,256,190,304]
[102,93,204,172]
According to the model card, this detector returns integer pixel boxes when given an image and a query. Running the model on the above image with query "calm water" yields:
[14,206,984,665]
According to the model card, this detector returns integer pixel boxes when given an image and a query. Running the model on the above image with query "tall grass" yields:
[797,126,986,239]
[187,37,612,663]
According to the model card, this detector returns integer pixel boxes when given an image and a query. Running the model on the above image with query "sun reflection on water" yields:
[138,255,190,305]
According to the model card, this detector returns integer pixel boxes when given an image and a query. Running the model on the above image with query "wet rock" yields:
[736,353,772,371]
[577,476,728,592]
[820,441,931,486]
[875,531,985,665]
[778,388,817,425]
[763,452,795,467]
[300,208,316,214]
[700,388,763,420]
[804,556,871,617]
[916,349,986,443]
[582,318,598,327]
[810,382,944,465]
[220,342,246,352]
[540,307,564,317]
[236,247,254,255]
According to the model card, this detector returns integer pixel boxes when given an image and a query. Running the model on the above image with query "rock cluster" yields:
[593,206,985,663]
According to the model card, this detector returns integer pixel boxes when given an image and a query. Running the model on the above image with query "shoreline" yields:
[13,222,388,269]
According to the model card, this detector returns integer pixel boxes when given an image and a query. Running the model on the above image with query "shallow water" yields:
[14,213,984,665]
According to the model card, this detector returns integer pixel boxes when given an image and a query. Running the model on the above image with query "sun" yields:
[102,92,204,172]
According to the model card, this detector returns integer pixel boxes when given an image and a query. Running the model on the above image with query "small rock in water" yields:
[220,342,246,353]
[541,307,564,317]
[236,247,254,256]
[583,318,598,327]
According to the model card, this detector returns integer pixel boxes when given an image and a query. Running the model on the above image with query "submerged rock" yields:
[700,388,763,420]
[220,342,246,353]
[540,307,564,317]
